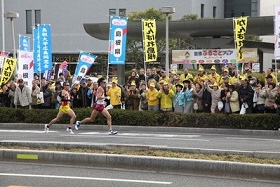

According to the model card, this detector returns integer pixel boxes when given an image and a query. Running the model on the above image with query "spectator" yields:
[107,78,122,109]
[158,70,170,85]
[70,87,81,108]
[139,82,148,111]
[57,72,65,83]
[208,65,221,85]
[138,68,146,82]
[237,76,254,114]
[183,79,194,113]
[180,67,193,83]
[264,82,278,113]
[220,84,230,113]
[40,78,52,109]
[78,79,91,108]
[202,81,212,113]
[148,67,160,82]
[127,71,139,87]
[193,65,208,84]
[173,83,185,113]
[14,79,32,109]
[265,68,277,84]
[158,81,174,112]
[206,81,221,113]
[146,82,159,112]
[125,81,140,110]
[31,79,41,109]
[226,85,240,113]
[193,82,204,112]
[254,80,266,113]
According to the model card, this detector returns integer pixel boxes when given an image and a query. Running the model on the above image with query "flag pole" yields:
[106,16,113,83]
[141,19,147,86]
[232,17,239,77]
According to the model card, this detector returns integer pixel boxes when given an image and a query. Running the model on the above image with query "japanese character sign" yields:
[109,16,128,64]
[143,19,158,62]
[0,58,17,86]
[234,17,248,62]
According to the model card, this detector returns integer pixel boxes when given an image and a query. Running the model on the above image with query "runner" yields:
[75,77,118,135]
[44,82,76,134]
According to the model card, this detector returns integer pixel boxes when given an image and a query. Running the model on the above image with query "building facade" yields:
[0,0,278,73]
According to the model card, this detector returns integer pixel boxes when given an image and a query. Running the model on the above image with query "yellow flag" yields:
[143,20,157,62]
[0,58,17,86]
[234,17,248,62]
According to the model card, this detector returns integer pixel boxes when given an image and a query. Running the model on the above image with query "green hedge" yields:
[0,108,279,130]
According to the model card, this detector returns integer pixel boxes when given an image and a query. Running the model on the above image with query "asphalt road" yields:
[0,125,280,153]
[0,161,279,187]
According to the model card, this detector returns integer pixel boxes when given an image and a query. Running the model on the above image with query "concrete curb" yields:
[1,141,280,159]
[1,123,280,136]
[0,148,279,181]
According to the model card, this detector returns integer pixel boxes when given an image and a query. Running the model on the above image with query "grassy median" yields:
[1,145,280,165]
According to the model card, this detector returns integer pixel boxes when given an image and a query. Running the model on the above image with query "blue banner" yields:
[74,52,97,82]
[19,35,30,51]
[33,25,52,73]
[109,16,127,64]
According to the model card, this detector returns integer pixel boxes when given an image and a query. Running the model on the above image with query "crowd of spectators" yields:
[0,64,280,115]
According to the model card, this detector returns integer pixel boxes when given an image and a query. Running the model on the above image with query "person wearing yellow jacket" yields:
[180,67,193,83]
[193,65,208,84]
[107,77,122,109]
[208,65,221,85]
[158,81,174,112]
[146,82,159,111]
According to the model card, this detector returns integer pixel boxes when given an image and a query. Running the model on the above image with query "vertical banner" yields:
[33,25,52,74]
[17,51,34,89]
[19,35,31,52]
[142,19,157,62]
[234,17,248,62]
[73,52,97,83]
[275,6,280,59]
[0,51,10,68]
[109,16,128,64]
[0,58,17,86]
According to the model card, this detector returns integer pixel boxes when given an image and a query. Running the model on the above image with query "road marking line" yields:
[226,137,280,142]
[0,173,172,184]
[0,130,57,133]
[17,154,38,160]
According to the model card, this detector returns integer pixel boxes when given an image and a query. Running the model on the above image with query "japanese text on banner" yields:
[0,58,17,86]
[109,16,127,64]
[234,17,248,62]
[275,6,280,59]
[143,20,157,62]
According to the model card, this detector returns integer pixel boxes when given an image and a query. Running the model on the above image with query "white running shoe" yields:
[66,128,74,134]
[75,121,81,130]
[44,124,49,133]
[108,130,118,135]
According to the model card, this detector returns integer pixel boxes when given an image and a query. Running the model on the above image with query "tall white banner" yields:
[17,51,34,90]
[275,6,280,59]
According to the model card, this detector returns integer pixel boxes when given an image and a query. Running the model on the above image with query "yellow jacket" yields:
[158,89,174,109]
[193,74,208,83]
[180,73,193,83]
[159,76,171,84]
[146,88,159,106]
[107,86,122,105]
[208,73,221,84]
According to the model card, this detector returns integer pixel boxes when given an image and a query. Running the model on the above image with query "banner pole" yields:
[141,19,147,86]
[232,17,239,77]
[106,16,112,83]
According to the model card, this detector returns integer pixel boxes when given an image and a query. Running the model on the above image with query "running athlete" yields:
[75,77,118,135]
[44,82,76,134]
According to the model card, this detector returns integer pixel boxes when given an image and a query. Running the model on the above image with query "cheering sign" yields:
[234,17,248,62]
[143,19,157,62]
[0,58,17,86]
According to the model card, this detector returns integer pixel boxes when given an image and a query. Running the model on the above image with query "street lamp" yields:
[4,11,19,58]
[159,6,175,78]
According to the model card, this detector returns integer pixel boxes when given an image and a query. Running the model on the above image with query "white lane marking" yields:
[226,137,280,142]
[80,132,200,138]
[0,130,58,133]
[0,173,172,184]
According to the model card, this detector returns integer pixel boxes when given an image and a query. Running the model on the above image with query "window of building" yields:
[109,9,116,16]
[26,10,32,34]
[119,9,126,17]
[213,6,216,18]
[35,10,41,26]
[201,4,204,18]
